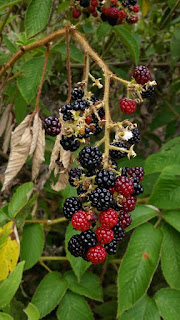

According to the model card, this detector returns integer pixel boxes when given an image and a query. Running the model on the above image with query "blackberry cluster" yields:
[59,88,105,152]
[64,144,144,264]
[44,117,61,136]
[72,0,140,26]
[141,86,155,99]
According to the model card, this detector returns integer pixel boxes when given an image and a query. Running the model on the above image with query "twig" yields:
[83,52,90,98]
[39,256,69,261]
[24,217,67,224]
[39,260,52,272]
[65,26,72,104]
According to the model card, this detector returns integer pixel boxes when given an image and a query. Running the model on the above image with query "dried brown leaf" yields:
[49,133,61,176]
[32,118,45,181]
[2,126,32,191]
[2,113,15,154]
[51,154,73,191]
[29,112,39,156]
[0,104,12,137]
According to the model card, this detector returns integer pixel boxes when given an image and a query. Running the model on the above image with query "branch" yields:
[65,26,72,104]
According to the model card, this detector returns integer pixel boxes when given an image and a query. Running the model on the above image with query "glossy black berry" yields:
[63,197,82,220]
[104,239,118,255]
[89,187,113,211]
[128,0,137,5]
[77,184,88,202]
[80,0,90,7]
[80,230,97,251]
[60,135,80,152]
[128,128,140,145]
[77,127,91,139]
[68,168,84,186]
[60,103,73,121]
[72,99,90,111]
[110,142,128,159]
[98,107,105,119]
[132,177,144,196]
[68,235,85,257]
[44,117,61,136]
[71,88,84,100]
[112,223,126,241]
[95,170,115,188]
[79,146,102,170]
[141,86,155,99]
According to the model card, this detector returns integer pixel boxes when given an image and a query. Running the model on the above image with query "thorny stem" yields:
[83,52,90,98]
[103,73,111,169]
[65,26,72,104]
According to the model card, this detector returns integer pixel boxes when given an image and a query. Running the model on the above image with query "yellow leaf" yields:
[142,0,150,16]
[0,221,20,281]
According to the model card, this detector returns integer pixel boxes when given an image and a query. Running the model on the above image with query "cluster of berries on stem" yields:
[72,0,140,26]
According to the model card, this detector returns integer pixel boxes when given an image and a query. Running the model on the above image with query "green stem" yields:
[0,5,14,36]
[39,256,69,261]
[25,217,67,225]
[103,73,111,168]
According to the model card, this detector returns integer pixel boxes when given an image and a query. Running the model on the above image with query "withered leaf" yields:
[29,112,39,156]
[11,114,31,149]
[2,112,15,154]
[49,133,61,176]
[51,153,73,191]
[0,104,12,138]
[32,117,45,181]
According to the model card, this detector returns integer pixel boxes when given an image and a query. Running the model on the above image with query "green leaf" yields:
[154,288,180,320]
[56,291,94,320]
[117,223,162,316]
[53,43,84,63]
[0,261,25,309]
[32,272,68,318]
[24,303,40,320]
[64,271,103,302]
[161,224,180,289]
[145,137,180,174]
[171,27,180,58]
[25,0,52,37]
[126,205,158,232]
[0,313,13,320]
[17,57,51,103]
[57,1,69,12]
[114,26,140,65]
[163,210,180,232]
[82,21,95,34]
[0,0,21,10]
[20,223,44,270]
[148,165,180,209]
[14,90,27,125]
[119,295,160,320]
[3,36,17,54]
[8,182,33,218]
[96,23,111,41]
[65,224,91,281]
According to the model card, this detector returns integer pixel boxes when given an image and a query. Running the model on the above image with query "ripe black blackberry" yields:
[79,146,102,170]
[111,200,121,212]
[127,166,144,181]
[63,197,82,220]
[91,114,103,135]
[68,235,85,257]
[44,117,61,136]
[104,239,118,255]
[128,0,137,5]
[132,177,144,196]
[128,128,140,145]
[73,99,90,111]
[60,103,73,121]
[122,0,130,7]
[80,0,90,7]
[109,142,128,159]
[60,135,80,152]
[89,187,113,211]
[95,169,115,188]
[80,230,97,251]
[77,127,91,139]
[141,86,155,99]
[101,13,108,22]
[121,167,128,176]
[77,184,88,202]
[112,223,126,241]
[69,168,84,186]
[71,88,84,100]
[98,107,105,119]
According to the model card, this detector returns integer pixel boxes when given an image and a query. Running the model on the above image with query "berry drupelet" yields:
[44,117,61,136]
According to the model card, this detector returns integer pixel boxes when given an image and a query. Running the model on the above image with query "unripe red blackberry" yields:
[120,99,137,114]
[87,245,107,264]
[71,210,92,231]
[44,117,61,136]
[127,15,139,24]
[115,176,134,197]
[127,166,144,181]
[95,169,115,188]
[122,195,136,212]
[108,7,119,18]
[133,66,151,85]
[89,5,95,13]
[110,142,128,160]
[72,9,81,19]
[96,227,114,244]
[85,116,91,124]
[112,223,126,241]
[79,146,102,170]
[63,197,82,220]
[89,187,113,211]
[119,210,132,229]
[133,4,139,12]
[100,208,118,228]
[91,0,98,6]
[104,239,117,255]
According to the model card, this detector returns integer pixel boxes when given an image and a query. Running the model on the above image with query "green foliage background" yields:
[0,0,180,319]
